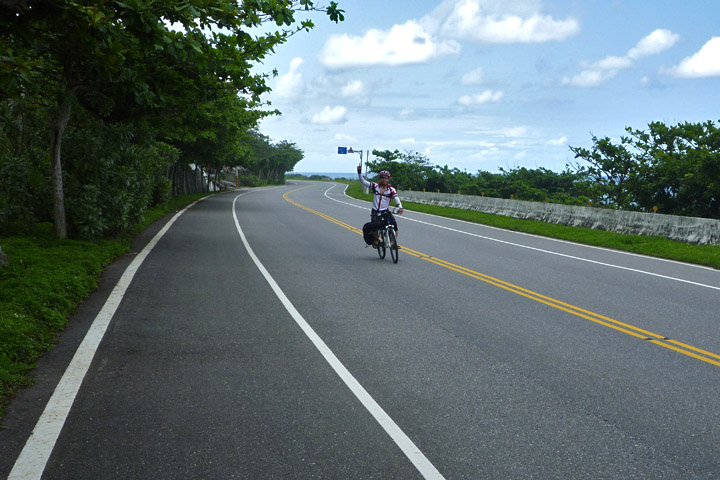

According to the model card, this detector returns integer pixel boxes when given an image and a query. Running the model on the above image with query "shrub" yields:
[239,175,260,187]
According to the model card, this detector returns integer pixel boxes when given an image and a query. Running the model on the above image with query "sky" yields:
[252,0,720,174]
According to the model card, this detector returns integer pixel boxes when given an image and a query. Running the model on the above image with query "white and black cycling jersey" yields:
[358,173,403,211]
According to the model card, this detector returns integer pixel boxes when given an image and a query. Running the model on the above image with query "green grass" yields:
[0,192,211,418]
[344,182,720,270]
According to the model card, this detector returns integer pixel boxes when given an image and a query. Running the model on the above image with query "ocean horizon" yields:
[290,171,357,179]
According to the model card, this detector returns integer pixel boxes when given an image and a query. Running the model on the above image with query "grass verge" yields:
[344,182,720,270]
[0,192,211,419]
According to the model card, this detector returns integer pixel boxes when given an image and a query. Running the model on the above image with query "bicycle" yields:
[373,208,400,264]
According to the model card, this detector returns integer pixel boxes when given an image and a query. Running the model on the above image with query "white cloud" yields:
[562,69,617,87]
[460,67,485,85]
[318,20,460,70]
[334,133,356,143]
[546,136,567,146]
[668,37,720,78]
[586,55,633,71]
[318,1,580,71]
[628,29,679,59]
[497,126,528,137]
[465,126,531,138]
[397,108,418,120]
[400,138,416,144]
[432,0,579,44]
[311,106,348,124]
[458,90,504,105]
[514,150,529,160]
[563,29,679,87]
[424,139,498,159]
[340,80,367,98]
[273,57,305,100]
[426,139,496,148]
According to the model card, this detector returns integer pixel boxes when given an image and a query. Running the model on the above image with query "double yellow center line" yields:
[283,187,720,368]
[284,190,363,235]
[400,246,720,367]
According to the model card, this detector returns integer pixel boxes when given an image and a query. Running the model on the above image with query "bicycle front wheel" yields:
[377,230,386,259]
[388,228,399,263]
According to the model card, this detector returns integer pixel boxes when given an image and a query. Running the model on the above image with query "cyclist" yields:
[357,165,404,248]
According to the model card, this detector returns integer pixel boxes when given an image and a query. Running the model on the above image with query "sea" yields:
[290,172,357,180]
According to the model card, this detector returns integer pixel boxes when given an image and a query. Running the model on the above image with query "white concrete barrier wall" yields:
[400,190,720,245]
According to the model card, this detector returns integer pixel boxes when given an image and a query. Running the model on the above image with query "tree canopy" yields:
[363,120,720,220]
[0,0,343,239]
[365,149,588,206]
[570,120,720,217]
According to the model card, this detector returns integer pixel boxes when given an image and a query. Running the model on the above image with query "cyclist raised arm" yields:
[357,164,403,248]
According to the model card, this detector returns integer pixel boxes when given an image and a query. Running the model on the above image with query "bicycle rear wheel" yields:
[377,230,386,259]
[388,228,399,263]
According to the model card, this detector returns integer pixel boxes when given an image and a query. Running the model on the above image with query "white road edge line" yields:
[324,184,720,291]
[232,194,445,480]
[9,197,210,480]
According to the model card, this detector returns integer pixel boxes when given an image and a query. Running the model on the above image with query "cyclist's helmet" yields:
[379,170,391,179]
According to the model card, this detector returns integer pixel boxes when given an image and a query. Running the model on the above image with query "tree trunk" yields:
[169,164,176,196]
[0,245,9,268]
[49,96,72,239]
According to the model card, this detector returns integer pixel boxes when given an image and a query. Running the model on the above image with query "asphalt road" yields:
[3,181,720,479]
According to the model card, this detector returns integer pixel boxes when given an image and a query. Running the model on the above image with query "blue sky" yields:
[253,0,720,174]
